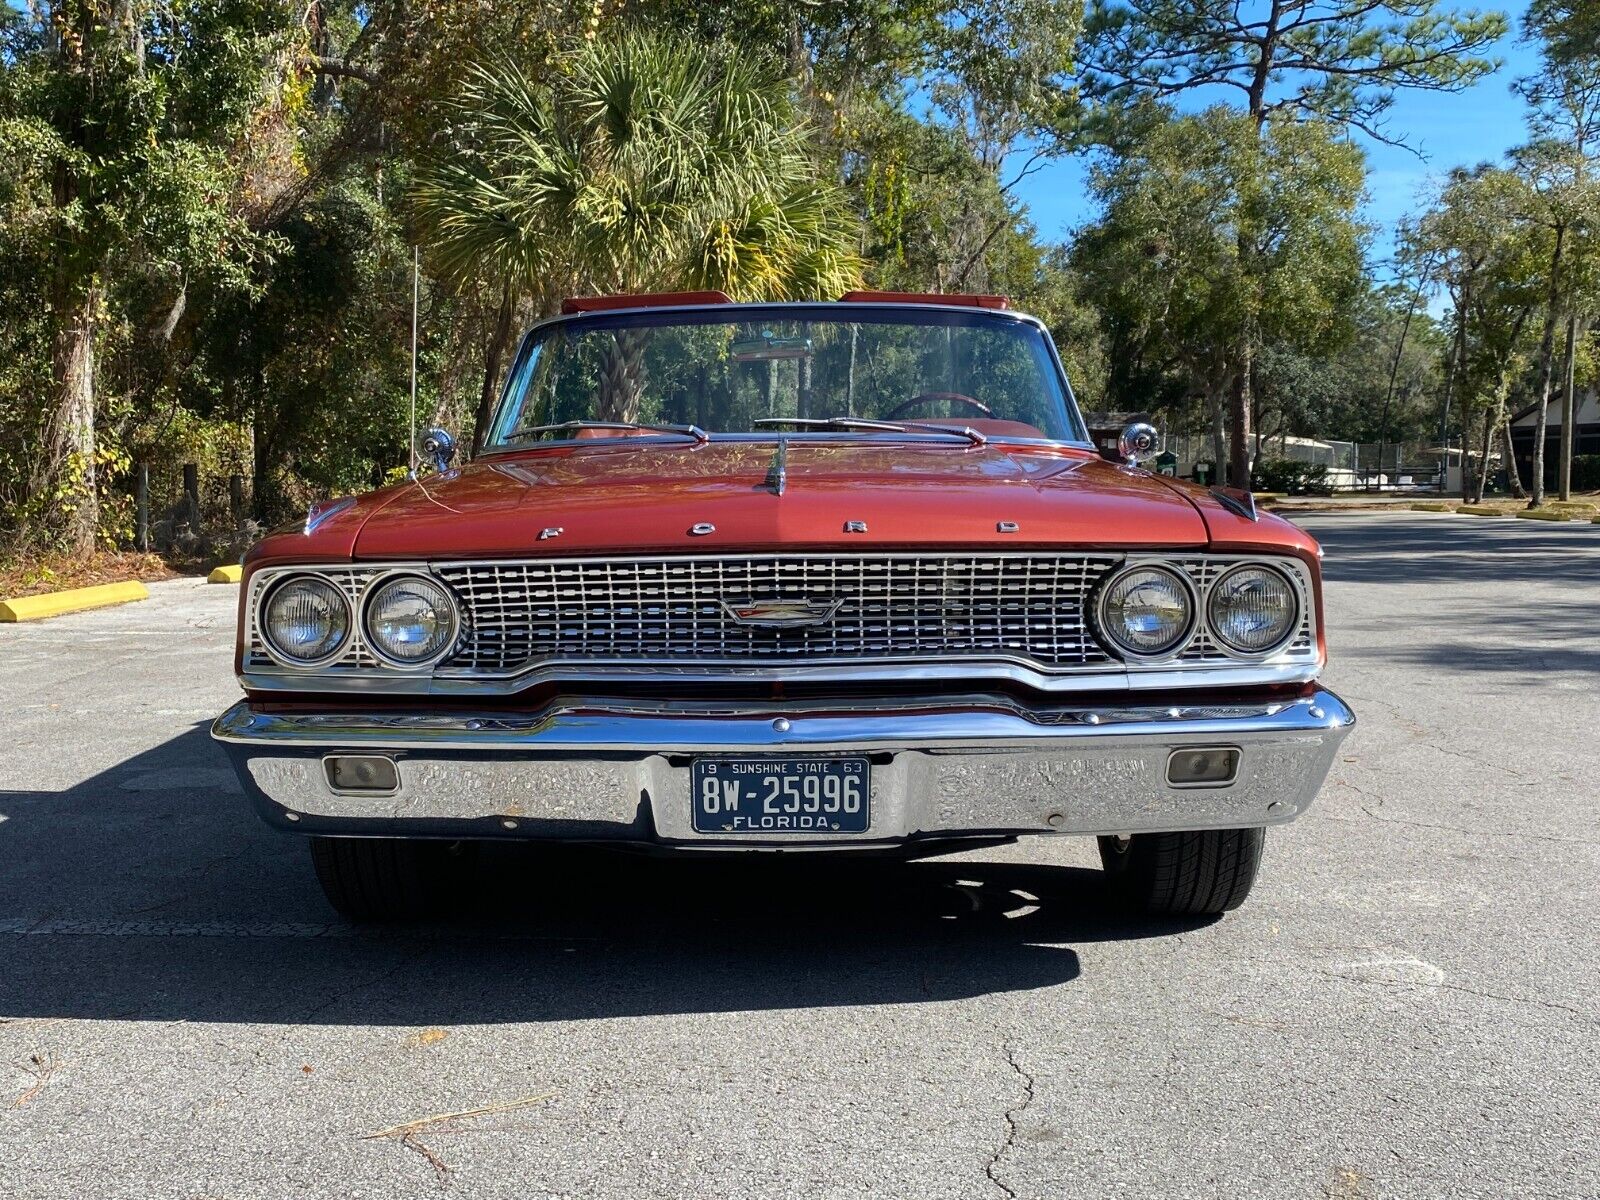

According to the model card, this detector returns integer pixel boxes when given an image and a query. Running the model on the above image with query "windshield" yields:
[485,307,1085,449]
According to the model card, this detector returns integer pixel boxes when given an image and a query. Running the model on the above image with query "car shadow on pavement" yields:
[0,725,1209,1026]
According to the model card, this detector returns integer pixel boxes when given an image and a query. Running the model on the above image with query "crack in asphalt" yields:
[1246,955,1597,1026]
[985,1042,1035,1199]
[290,950,431,1025]
[1310,969,1598,1025]
[1338,692,1526,778]
[1334,780,1599,847]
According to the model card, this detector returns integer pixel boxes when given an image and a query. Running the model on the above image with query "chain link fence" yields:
[1161,432,1446,492]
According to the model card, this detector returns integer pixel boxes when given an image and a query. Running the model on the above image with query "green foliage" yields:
[1572,455,1600,491]
[1251,459,1332,496]
[1072,106,1367,424]
[3,0,1595,552]
[1081,0,1507,139]
[412,32,863,304]
[198,179,421,518]
[0,0,290,550]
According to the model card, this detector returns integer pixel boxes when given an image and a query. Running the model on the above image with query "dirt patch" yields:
[0,551,187,600]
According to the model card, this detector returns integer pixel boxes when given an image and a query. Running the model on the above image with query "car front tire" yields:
[1097,827,1264,916]
[309,836,467,922]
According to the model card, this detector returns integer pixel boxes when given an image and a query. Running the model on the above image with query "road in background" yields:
[1,513,1595,1199]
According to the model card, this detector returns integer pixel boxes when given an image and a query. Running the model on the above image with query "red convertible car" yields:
[213,292,1353,920]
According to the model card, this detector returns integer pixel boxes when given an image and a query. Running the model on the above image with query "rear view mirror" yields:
[731,333,812,362]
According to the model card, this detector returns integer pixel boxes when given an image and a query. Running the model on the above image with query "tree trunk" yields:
[1451,283,1471,499]
[41,284,100,552]
[1528,225,1566,508]
[1228,351,1252,489]
[1559,312,1578,501]
[797,343,813,420]
[596,327,649,424]
[1437,339,1458,494]
[1209,386,1227,481]
[251,363,278,524]
[471,287,516,455]
[845,323,858,416]
[1473,404,1495,504]
[1501,420,1525,498]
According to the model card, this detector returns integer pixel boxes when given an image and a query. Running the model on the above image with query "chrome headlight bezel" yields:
[359,571,462,670]
[1094,561,1199,661]
[1205,562,1301,659]
[258,573,354,669]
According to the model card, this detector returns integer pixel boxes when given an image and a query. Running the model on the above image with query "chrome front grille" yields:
[241,552,1320,690]
[433,554,1122,674]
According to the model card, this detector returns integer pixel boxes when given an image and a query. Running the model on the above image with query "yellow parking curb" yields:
[1457,506,1504,516]
[208,564,243,584]
[1517,509,1577,522]
[0,580,150,622]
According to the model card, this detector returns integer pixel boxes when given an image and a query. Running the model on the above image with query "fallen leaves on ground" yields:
[360,1091,558,1187]
[9,1052,59,1109]
[0,551,182,599]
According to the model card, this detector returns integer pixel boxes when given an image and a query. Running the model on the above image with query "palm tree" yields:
[413,30,863,448]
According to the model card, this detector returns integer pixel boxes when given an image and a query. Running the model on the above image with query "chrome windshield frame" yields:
[476,301,1097,457]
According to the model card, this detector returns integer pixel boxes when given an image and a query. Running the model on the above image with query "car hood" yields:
[349,440,1210,558]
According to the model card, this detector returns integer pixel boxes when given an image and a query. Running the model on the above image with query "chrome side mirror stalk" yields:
[1118,421,1161,467]
[419,427,457,473]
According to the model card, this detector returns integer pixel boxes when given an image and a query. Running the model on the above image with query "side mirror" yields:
[1117,422,1161,467]
[419,427,457,473]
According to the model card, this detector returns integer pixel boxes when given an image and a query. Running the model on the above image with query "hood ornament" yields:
[1117,421,1161,466]
[419,427,457,473]
[689,522,716,536]
[721,597,843,628]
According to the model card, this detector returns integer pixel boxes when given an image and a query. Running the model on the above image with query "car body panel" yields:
[332,442,1212,560]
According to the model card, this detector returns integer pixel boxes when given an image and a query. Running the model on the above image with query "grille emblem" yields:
[720,597,844,628]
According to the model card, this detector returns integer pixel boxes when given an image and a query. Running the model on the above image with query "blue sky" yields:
[1012,2,1539,279]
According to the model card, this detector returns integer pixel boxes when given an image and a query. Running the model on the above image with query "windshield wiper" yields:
[752,416,986,446]
[505,420,710,444]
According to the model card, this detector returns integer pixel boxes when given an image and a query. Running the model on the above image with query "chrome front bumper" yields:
[211,689,1354,849]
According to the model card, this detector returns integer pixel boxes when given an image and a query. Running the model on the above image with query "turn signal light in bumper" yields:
[1166,747,1240,788]
[323,755,400,795]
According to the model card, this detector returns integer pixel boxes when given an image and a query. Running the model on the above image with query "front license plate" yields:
[691,757,871,834]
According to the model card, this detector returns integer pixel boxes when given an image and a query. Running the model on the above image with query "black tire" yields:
[309,837,466,922]
[1097,827,1265,916]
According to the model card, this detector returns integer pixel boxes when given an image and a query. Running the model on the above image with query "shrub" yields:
[1572,455,1600,492]
[1252,458,1332,495]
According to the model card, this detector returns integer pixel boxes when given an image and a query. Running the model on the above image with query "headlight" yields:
[363,575,459,667]
[1207,564,1298,655]
[262,575,351,665]
[1098,564,1194,658]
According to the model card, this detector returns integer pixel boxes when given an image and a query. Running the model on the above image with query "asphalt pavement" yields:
[0,512,1596,1199]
